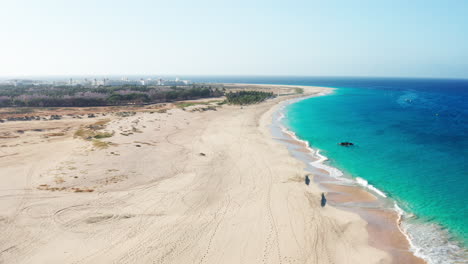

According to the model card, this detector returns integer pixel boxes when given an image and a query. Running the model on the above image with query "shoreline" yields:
[268,87,426,264]
[0,83,425,263]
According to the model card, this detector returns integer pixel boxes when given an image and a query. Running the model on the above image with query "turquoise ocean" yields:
[190,76,467,263]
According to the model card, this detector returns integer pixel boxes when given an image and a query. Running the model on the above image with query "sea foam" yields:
[355,177,387,198]
[402,218,467,263]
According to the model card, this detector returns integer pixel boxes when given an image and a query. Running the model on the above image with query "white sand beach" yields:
[0,85,419,263]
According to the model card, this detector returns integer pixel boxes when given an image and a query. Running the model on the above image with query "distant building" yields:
[7,79,41,86]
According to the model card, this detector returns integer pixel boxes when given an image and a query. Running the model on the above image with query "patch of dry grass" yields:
[74,119,113,141]
[74,128,94,139]
[93,119,111,126]
[92,139,111,149]
[46,132,66,137]
[71,188,94,193]
[93,132,114,139]
[190,105,219,112]
[37,184,67,192]
[176,100,222,110]
[37,184,94,193]
[115,112,136,117]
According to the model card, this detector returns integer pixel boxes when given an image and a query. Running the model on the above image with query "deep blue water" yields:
[284,82,467,239]
[192,76,467,262]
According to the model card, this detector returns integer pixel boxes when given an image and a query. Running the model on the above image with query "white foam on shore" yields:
[404,220,466,262]
[355,177,387,198]
[312,150,344,177]
[273,91,467,264]
[280,124,345,178]
[394,203,405,217]
[393,203,467,264]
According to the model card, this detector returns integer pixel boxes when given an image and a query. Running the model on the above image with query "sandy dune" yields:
[0,86,391,264]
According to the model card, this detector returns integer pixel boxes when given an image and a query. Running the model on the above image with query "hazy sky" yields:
[1,0,467,78]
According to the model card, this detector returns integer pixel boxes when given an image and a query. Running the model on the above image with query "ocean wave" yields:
[394,203,406,217]
[402,218,467,264]
[394,203,466,264]
[311,150,344,178]
[280,125,345,178]
[355,177,387,198]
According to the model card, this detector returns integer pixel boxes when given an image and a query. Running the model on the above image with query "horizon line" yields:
[0,74,467,81]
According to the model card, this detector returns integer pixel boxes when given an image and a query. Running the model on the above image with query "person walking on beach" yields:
[321,193,327,207]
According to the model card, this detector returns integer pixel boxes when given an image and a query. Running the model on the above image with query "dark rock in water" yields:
[339,142,354,146]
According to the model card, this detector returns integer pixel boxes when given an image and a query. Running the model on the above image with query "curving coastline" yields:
[270,88,427,264]
[0,84,395,263]
[1,82,454,263]
[273,85,468,264]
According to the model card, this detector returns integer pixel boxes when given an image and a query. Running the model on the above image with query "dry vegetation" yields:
[45,132,66,137]
[175,101,212,108]
[37,184,94,193]
[92,139,111,149]
[72,119,114,149]
[74,119,113,140]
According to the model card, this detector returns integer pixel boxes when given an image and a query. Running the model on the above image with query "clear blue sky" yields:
[1,0,467,78]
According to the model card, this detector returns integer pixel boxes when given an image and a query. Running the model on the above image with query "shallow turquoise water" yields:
[283,85,467,263]
[286,87,467,241]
